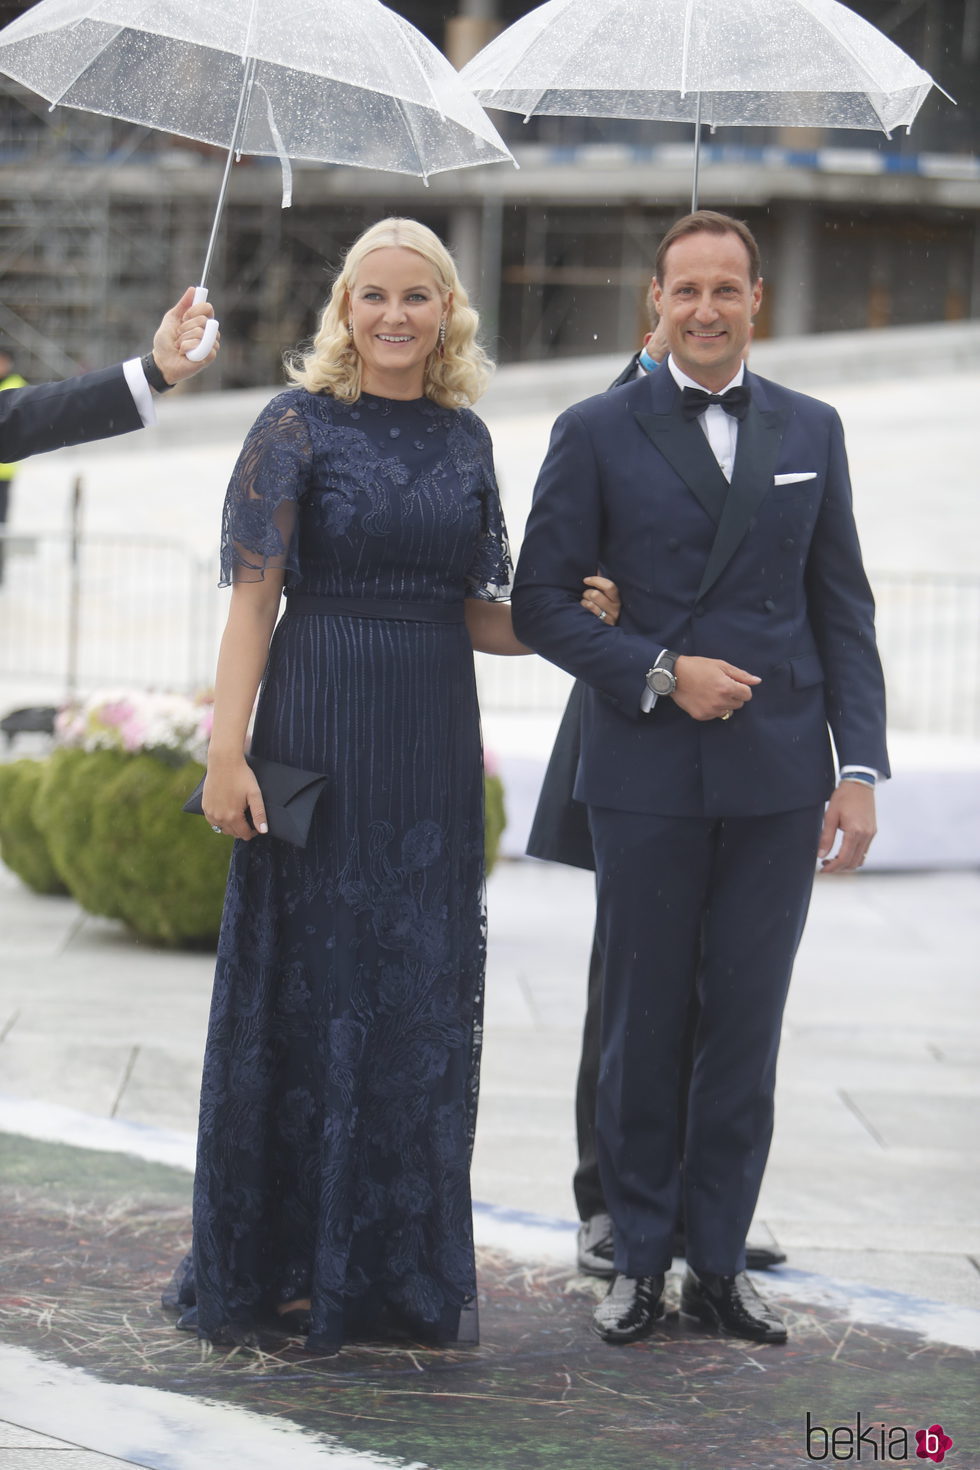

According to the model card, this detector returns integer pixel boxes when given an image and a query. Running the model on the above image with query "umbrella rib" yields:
[391,92,432,183]
[386,10,449,126]
[39,8,126,110]
[793,0,928,102]
[681,0,696,98]
[471,0,602,110]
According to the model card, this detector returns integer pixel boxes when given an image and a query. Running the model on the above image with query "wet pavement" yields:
[1,857,978,1469]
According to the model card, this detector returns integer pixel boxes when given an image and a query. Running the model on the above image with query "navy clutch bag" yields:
[182,755,328,848]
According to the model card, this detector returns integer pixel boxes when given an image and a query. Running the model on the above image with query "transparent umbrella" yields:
[461,0,948,210]
[0,0,514,358]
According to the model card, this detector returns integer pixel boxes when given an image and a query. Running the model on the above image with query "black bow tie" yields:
[681,383,751,422]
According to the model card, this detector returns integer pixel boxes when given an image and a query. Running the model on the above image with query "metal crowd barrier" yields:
[1,531,977,741]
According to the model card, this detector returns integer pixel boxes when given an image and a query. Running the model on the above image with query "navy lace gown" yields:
[168,388,511,1354]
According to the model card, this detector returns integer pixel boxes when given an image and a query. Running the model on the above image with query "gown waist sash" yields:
[284,593,465,624]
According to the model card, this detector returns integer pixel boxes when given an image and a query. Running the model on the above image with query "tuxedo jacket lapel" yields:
[633,410,729,527]
[696,395,788,602]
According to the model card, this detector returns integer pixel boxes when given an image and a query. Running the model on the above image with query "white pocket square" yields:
[773,471,817,485]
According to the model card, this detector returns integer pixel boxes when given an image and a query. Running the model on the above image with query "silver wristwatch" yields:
[645,649,678,698]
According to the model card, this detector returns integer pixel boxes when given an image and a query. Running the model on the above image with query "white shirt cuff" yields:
[840,764,885,782]
[123,357,157,428]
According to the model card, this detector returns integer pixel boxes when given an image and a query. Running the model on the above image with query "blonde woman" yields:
[168,219,619,1355]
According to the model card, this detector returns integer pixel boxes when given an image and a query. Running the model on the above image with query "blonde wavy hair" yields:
[285,218,493,409]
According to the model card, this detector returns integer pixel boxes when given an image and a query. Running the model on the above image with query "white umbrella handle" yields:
[185,286,220,363]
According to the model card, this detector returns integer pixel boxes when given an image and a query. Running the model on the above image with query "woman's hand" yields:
[581,574,622,626]
[202,755,269,841]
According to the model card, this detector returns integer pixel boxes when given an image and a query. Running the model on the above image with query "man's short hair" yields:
[655,210,761,286]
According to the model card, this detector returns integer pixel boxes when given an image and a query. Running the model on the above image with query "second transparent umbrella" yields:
[0,0,514,357]
[461,0,946,209]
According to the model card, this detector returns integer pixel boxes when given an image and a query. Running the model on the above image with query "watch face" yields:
[649,669,675,695]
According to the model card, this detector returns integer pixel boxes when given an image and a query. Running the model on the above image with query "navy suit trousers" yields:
[589,802,823,1278]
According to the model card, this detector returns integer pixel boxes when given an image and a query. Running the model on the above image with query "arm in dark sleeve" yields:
[511,407,664,715]
[0,365,143,462]
[805,409,890,776]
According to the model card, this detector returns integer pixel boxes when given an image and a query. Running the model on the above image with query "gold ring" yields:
[720,710,732,721]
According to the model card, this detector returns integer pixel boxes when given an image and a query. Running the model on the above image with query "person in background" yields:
[0,343,27,584]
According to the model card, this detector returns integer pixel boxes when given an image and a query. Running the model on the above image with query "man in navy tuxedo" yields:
[0,288,218,465]
[512,211,887,1346]
[529,321,785,1282]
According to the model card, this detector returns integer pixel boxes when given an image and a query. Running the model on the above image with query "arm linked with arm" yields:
[511,407,664,714]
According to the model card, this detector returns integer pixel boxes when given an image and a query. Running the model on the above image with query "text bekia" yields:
[805,1413,954,1462]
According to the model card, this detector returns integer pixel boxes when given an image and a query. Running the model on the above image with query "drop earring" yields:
[438,318,447,357]
[346,319,354,344]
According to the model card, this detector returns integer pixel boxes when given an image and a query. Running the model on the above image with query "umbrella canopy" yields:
[460,0,940,132]
[0,0,513,179]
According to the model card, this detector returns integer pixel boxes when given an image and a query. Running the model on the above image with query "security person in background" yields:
[0,343,27,584]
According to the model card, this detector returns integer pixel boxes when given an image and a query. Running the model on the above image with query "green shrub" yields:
[91,755,232,947]
[484,772,506,875]
[32,747,131,919]
[12,745,506,948]
[0,760,67,894]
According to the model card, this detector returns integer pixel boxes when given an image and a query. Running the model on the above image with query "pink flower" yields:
[119,715,146,753]
[98,700,131,729]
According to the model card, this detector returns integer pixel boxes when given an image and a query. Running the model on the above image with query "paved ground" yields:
[0,856,978,1468]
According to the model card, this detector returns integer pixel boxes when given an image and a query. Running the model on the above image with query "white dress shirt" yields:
[665,354,744,482]
[122,358,157,428]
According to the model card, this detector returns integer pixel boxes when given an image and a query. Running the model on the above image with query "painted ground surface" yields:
[1,1135,975,1470]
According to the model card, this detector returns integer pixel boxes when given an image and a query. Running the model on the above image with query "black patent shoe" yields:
[577,1213,615,1279]
[592,1273,665,1345]
[680,1268,787,1344]
[745,1242,787,1271]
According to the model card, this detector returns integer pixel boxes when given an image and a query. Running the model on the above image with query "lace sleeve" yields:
[464,416,513,602]
[218,394,312,586]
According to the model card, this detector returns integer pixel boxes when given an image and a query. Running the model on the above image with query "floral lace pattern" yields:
[170,390,510,1353]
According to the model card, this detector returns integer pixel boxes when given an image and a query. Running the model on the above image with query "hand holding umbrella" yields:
[152,288,221,380]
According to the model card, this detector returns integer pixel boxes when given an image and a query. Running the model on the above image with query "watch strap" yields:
[140,351,175,393]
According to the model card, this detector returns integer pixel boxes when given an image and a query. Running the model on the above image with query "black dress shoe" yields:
[592,1273,665,1345]
[680,1268,787,1344]
[744,1242,787,1271]
[577,1213,615,1279]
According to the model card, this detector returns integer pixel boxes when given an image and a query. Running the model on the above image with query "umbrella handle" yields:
[185,286,220,363]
